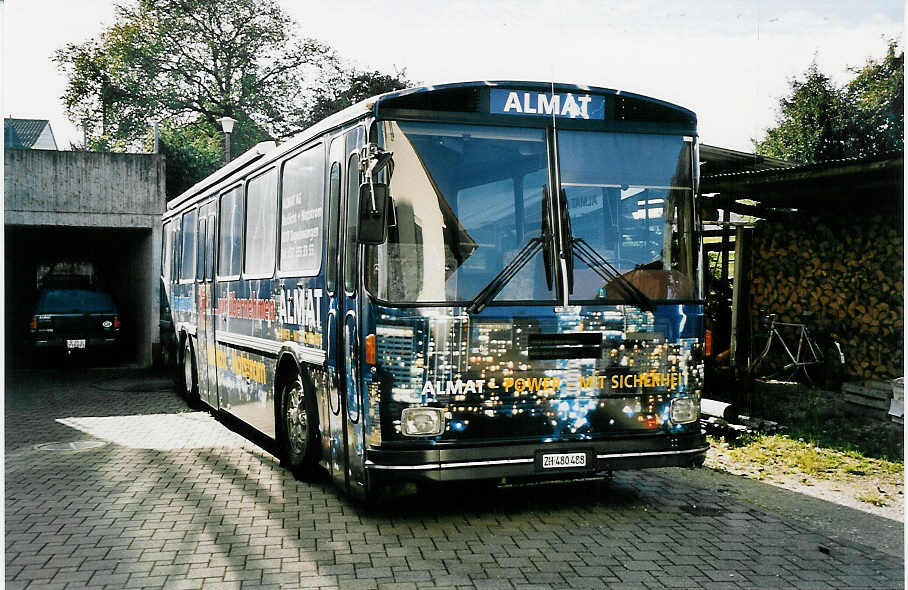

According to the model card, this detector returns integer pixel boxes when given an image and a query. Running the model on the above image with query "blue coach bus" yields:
[161,81,708,498]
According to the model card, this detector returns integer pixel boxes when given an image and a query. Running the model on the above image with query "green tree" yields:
[55,0,411,196]
[841,41,904,158]
[56,0,338,152]
[303,69,411,130]
[755,43,904,163]
[155,122,223,198]
[754,61,848,163]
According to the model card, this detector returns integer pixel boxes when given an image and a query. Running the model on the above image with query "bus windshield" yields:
[557,131,696,302]
[367,121,554,303]
[366,121,697,305]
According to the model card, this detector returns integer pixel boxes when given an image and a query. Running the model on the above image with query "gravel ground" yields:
[705,440,904,523]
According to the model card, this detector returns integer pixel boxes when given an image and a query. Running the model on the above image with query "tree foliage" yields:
[55,0,411,196]
[303,69,411,130]
[754,42,903,164]
[840,42,904,158]
[155,122,223,198]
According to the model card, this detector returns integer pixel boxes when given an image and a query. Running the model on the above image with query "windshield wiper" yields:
[468,186,553,315]
[570,237,656,312]
[555,187,653,311]
[467,237,543,314]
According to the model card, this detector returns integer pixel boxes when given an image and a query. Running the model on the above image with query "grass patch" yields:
[720,433,903,480]
[856,491,889,507]
[736,383,904,463]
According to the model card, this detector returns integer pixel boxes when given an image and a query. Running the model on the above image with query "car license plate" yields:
[541,452,587,469]
[66,339,86,349]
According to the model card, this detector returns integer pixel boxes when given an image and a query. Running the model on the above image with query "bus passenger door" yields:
[195,210,212,403]
[324,137,347,488]
[325,127,366,495]
[199,202,218,407]
[340,128,366,495]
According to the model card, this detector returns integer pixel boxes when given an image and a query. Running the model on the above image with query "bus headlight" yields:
[401,407,444,436]
[670,397,698,424]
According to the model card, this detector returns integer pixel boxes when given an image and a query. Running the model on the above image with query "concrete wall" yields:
[5,149,164,226]
[5,149,166,367]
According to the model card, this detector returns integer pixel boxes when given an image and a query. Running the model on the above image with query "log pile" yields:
[749,213,903,380]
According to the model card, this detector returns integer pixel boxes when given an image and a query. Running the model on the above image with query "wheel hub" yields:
[183,345,193,389]
[287,385,308,453]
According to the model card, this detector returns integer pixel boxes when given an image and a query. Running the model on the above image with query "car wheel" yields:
[181,338,199,403]
[280,374,319,478]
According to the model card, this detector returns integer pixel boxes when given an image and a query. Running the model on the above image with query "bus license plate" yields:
[66,339,86,349]
[541,452,587,469]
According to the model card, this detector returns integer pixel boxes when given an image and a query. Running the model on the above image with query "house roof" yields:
[5,118,54,149]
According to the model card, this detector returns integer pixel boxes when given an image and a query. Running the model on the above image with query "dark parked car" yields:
[29,288,121,359]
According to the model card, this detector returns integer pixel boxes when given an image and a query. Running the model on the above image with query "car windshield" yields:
[37,289,116,314]
[366,121,554,304]
[557,130,697,302]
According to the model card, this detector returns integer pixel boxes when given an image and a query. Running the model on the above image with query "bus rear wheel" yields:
[280,375,319,478]
[181,338,199,404]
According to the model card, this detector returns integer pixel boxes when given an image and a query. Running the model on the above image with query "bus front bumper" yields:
[365,433,708,483]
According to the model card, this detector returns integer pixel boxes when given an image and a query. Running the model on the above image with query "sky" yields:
[2,0,903,152]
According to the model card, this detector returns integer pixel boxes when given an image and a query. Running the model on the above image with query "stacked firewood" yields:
[749,213,903,379]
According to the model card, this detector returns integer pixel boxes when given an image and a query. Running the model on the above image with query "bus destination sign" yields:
[490,88,605,120]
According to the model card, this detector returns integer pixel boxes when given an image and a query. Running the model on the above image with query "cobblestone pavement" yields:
[5,368,905,590]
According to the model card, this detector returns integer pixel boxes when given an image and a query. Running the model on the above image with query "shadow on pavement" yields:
[5,367,187,453]
[5,367,904,590]
[656,466,904,558]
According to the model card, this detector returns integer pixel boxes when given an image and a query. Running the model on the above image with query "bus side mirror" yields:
[358,183,391,244]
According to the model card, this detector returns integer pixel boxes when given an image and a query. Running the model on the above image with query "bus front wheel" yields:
[280,374,319,478]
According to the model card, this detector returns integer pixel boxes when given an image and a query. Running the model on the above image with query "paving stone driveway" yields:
[5,368,905,589]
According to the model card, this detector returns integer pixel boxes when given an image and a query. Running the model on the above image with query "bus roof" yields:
[167,81,696,212]
[370,80,696,120]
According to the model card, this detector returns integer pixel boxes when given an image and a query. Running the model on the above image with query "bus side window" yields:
[343,153,360,294]
[280,145,324,275]
[387,203,424,301]
[172,224,181,281]
[218,186,244,278]
[180,209,197,282]
[206,209,216,281]
[196,216,207,281]
[326,162,341,293]
[244,169,278,277]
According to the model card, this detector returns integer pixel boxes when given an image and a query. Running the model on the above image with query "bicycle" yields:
[750,311,845,388]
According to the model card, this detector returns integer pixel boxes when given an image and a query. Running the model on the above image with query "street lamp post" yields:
[218,116,237,165]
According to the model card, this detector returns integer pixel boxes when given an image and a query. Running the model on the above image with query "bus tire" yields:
[280,374,319,479]
[181,337,199,404]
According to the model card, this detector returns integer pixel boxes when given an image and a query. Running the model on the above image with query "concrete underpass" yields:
[4,149,165,368]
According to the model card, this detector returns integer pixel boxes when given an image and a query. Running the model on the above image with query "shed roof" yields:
[699,144,791,175]
[701,151,903,215]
